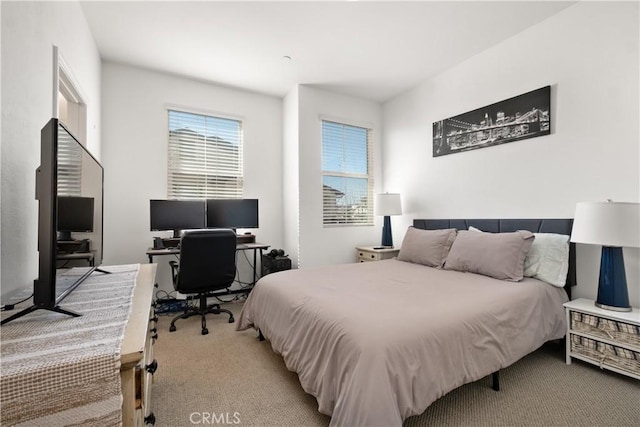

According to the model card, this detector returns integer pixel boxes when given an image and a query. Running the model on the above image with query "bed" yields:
[236,218,575,426]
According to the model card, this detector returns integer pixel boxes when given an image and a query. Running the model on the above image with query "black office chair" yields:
[168,229,236,335]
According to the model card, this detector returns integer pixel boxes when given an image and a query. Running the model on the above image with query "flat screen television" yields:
[206,199,259,230]
[57,196,95,241]
[1,118,104,325]
[149,199,206,238]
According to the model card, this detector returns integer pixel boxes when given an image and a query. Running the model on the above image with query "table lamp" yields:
[375,193,402,247]
[570,201,640,312]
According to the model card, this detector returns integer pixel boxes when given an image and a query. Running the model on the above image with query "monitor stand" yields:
[1,304,81,325]
[0,268,111,326]
[58,231,73,241]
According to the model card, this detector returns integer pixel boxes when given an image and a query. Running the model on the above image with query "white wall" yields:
[282,86,300,267]
[297,85,383,267]
[1,1,101,297]
[382,1,640,305]
[101,63,283,292]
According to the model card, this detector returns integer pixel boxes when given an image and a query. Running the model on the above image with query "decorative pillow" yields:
[397,227,457,268]
[444,230,535,281]
[522,233,570,287]
[468,226,569,287]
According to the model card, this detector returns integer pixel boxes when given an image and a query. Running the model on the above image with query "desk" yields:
[146,242,270,292]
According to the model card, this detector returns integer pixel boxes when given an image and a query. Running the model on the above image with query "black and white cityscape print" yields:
[433,86,550,157]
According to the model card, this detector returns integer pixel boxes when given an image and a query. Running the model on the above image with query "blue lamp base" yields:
[381,216,393,247]
[595,246,631,312]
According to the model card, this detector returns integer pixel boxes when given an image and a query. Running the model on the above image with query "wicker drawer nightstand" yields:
[355,246,400,263]
[564,298,640,380]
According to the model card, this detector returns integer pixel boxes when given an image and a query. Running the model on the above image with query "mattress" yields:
[237,259,568,426]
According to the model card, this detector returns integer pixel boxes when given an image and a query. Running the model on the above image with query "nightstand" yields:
[564,298,640,380]
[355,246,400,263]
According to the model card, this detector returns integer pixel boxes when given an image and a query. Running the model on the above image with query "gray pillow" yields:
[444,230,535,281]
[397,227,457,268]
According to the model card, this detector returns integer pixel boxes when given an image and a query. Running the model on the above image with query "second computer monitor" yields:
[206,199,258,230]
[150,199,206,237]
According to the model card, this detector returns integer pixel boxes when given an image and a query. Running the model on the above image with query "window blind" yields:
[321,120,373,226]
[167,110,243,200]
[57,128,82,196]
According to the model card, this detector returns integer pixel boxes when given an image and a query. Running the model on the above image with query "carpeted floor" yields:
[150,302,639,427]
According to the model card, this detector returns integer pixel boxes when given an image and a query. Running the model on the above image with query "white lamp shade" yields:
[375,193,402,216]
[570,201,640,248]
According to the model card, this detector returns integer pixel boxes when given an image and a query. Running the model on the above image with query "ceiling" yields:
[80,1,575,102]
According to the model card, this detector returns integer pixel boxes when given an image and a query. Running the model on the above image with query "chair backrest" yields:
[175,229,237,294]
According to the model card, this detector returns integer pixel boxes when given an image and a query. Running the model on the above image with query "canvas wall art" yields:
[433,86,550,157]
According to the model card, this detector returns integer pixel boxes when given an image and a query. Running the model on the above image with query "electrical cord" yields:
[1,293,34,311]
[155,289,178,301]
[241,250,255,270]
[234,253,263,288]
[212,294,240,303]
[154,290,189,315]
[235,279,254,289]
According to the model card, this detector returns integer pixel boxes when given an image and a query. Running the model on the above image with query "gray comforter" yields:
[237,259,568,426]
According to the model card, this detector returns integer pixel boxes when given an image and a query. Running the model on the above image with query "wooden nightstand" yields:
[355,246,400,263]
[564,298,640,380]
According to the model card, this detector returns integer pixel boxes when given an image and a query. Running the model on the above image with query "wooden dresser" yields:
[121,263,158,426]
[1,263,158,426]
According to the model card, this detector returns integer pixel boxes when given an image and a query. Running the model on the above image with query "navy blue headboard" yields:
[413,218,576,297]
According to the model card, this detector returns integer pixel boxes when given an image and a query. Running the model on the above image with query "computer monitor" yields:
[57,196,95,241]
[149,199,206,237]
[206,199,259,230]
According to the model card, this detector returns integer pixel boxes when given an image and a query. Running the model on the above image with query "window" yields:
[167,109,243,199]
[322,120,373,226]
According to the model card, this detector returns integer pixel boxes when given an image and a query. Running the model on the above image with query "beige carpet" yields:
[151,302,639,427]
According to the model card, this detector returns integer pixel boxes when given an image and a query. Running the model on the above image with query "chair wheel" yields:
[202,328,208,335]
[169,325,176,332]
[228,317,235,324]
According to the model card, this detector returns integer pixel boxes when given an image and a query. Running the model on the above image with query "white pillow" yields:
[522,233,570,287]
[468,226,569,287]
